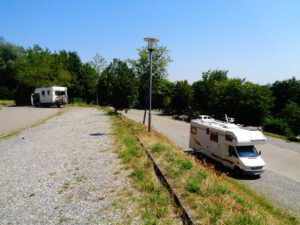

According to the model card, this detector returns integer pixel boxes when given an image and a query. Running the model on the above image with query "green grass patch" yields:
[179,159,193,170]
[0,100,15,106]
[185,177,200,193]
[110,114,180,224]
[264,131,289,140]
[151,143,169,154]
[264,131,300,143]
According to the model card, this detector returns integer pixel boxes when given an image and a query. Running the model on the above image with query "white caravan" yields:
[189,115,266,176]
[31,86,68,107]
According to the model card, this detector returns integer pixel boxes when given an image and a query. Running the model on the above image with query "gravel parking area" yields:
[0,107,138,225]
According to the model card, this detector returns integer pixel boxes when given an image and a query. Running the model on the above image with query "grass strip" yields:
[110,112,181,225]
[107,111,299,225]
[264,131,300,143]
[0,100,15,106]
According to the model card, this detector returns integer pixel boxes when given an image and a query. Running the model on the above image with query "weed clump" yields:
[179,160,193,170]
[186,178,200,193]
[151,143,169,153]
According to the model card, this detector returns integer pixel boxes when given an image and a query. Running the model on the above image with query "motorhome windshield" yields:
[236,146,258,157]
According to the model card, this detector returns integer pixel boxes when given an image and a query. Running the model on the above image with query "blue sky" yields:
[1,0,299,84]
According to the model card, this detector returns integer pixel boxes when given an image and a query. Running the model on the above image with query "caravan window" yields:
[47,90,50,95]
[210,132,218,143]
[42,91,45,96]
[225,134,233,142]
[55,91,66,96]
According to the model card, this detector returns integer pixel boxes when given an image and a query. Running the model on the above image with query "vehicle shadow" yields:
[186,151,261,180]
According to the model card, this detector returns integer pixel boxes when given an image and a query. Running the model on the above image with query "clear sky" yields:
[1,0,299,84]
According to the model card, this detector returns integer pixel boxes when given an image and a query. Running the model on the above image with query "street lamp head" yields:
[144,37,159,51]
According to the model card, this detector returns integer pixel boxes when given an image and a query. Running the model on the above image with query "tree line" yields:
[0,37,299,138]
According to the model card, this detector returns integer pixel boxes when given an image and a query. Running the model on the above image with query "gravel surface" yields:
[122,109,300,215]
[0,107,139,225]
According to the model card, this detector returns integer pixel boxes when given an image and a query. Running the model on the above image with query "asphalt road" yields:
[0,106,60,137]
[122,109,300,214]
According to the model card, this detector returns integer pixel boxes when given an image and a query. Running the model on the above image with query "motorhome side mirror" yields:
[258,151,262,155]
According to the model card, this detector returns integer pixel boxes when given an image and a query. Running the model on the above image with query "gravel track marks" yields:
[0,107,139,225]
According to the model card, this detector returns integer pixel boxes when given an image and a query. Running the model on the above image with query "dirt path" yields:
[0,107,138,225]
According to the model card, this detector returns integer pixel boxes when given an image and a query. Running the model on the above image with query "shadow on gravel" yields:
[186,151,261,181]
[90,132,116,136]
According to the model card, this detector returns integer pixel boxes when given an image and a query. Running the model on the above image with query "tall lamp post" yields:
[144,37,159,132]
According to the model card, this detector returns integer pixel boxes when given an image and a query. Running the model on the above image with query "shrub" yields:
[72,97,87,104]
[0,86,14,99]
[263,116,292,136]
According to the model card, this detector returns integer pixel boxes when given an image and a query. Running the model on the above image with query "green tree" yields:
[58,50,83,100]
[238,81,273,125]
[155,79,174,111]
[192,70,273,125]
[0,37,25,99]
[271,77,300,113]
[282,101,300,135]
[130,46,172,107]
[89,54,107,104]
[89,54,106,74]
[99,59,137,111]
[79,63,98,103]
[15,45,71,105]
[192,70,229,115]
[170,80,192,114]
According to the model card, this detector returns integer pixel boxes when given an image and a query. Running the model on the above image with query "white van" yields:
[189,115,266,176]
[31,86,68,107]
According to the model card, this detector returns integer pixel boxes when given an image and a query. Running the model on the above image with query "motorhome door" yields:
[225,146,239,168]
[209,132,219,155]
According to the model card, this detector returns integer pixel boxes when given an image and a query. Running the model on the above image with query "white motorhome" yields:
[31,86,68,107]
[189,115,266,176]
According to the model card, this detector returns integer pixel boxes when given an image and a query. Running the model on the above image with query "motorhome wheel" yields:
[234,167,241,177]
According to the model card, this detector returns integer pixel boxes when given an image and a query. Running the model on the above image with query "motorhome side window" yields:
[42,91,45,96]
[226,134,233,142]
[47,90,50,95]
[210,132,218,143]
[228,146,238,157]
[206,128,209,135]
[55,91,66,95]
[191,126,197,135]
